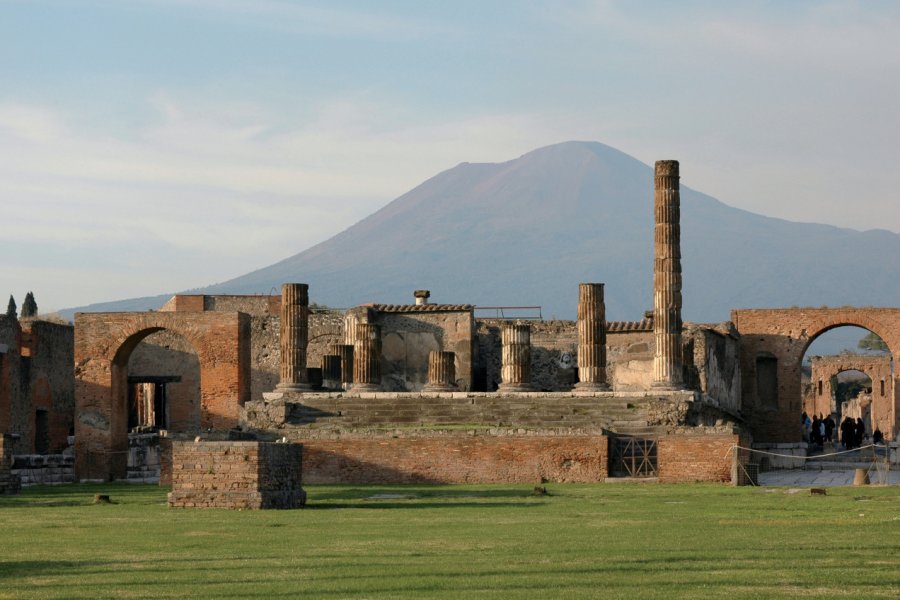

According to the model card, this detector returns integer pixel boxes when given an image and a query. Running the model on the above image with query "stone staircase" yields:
[245,392,677,438]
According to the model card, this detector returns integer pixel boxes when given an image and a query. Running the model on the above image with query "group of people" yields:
[838,415,868,450]
[802,412,836,448]
[802,412,875,450]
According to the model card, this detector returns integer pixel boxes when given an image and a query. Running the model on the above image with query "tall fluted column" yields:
[353,324,381,391]
[329,343,354,390]
[575,283,610,391]
[652,160,684,389]
[498,321,533,392]
[423,351,457,392]
[276,283,311,391]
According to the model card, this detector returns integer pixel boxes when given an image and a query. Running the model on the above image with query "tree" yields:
[21,291,37,318]
[5,295,16,318]
[858,331,888,352]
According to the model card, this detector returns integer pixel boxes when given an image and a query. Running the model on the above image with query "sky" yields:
[1,0,899,313]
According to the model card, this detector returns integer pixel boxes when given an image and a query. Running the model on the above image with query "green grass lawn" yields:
[0,483,898,599]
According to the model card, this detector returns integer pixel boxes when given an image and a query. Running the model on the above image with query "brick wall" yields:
[167,440,305,509]
[300,434,608,484]
[657,433,739,483]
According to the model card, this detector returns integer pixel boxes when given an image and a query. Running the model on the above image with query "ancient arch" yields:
[805,354,892,434]
[74,311,250,480]
[731,308,900,442]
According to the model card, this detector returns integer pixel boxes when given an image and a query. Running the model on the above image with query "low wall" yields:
[167,441,306,509]
[301,434,609,484]
[657,433,740,483]
[127,432,160,483]
[11,454,75,486]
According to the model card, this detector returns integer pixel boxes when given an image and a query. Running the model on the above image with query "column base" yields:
[651,381,684,391]
[497,383,534,393]
[352,383,382,392]
[573,381,610,392]
[275,382,313,393]
[422,384,458,393]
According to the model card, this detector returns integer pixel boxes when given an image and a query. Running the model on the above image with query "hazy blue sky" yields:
[2,1,899,311]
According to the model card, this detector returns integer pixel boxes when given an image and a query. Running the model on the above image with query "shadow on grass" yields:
[307,486,550,509]
[0,483,166,508]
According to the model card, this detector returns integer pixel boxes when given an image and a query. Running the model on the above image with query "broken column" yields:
[574,283,610,391]
[276,283,311,392]
[498,321,533,392]
[423,351,457,392]
[321,354,342,390]
[652,160,684,389]
[329,343,354,390]
[353,323,382,391]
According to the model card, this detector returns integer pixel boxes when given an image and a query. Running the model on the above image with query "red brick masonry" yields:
[167,441,305,509]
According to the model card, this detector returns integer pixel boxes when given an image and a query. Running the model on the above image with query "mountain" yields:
[63,141,900,323]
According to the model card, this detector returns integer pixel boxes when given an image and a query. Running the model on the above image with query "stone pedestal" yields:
[423,351,457,392]
[498,322,533,392]
[321,354,342,390]
[353,324,382,392]
[329,343,354,390]
[574,283,610,391]
[276,283,312,392]
[652,161,684,390]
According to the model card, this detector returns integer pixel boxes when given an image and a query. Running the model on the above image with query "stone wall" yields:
[11,453,75,486]
[167,440,306,509]
[301,434,608,484]
[685,324,741,414]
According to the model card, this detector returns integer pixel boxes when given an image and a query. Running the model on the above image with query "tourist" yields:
[873,428,884,445]
[840,417,855,450]
[811,415,822,447]
[824,415,835,443]
[855,417,866,447]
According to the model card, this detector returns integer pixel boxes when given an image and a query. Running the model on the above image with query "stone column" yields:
[276,283,311,392]
[652,160,684,389]
[353,323,381,391]
[321,354,342,390]
[498,321,533,392]
[329,343,354,389]
[423,351,457,392]
[575,283,610,391]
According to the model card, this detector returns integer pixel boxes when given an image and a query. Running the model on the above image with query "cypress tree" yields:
[21,291,37,318]
[6,295,16,318]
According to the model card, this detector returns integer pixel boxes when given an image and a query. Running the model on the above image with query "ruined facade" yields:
[802,353,893,435]
[0,315,74,455]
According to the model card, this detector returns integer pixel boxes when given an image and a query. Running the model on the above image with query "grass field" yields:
[0,483,898,599]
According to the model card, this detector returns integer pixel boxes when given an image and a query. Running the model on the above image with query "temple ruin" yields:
[2,159,898,500]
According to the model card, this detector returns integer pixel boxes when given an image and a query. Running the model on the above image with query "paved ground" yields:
[758,468,899,487]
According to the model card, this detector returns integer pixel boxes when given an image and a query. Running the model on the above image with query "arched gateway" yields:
[74,311,250,480]
[732,307,900,442]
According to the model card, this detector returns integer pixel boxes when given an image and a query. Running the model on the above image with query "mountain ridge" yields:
[61,141,900,322]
